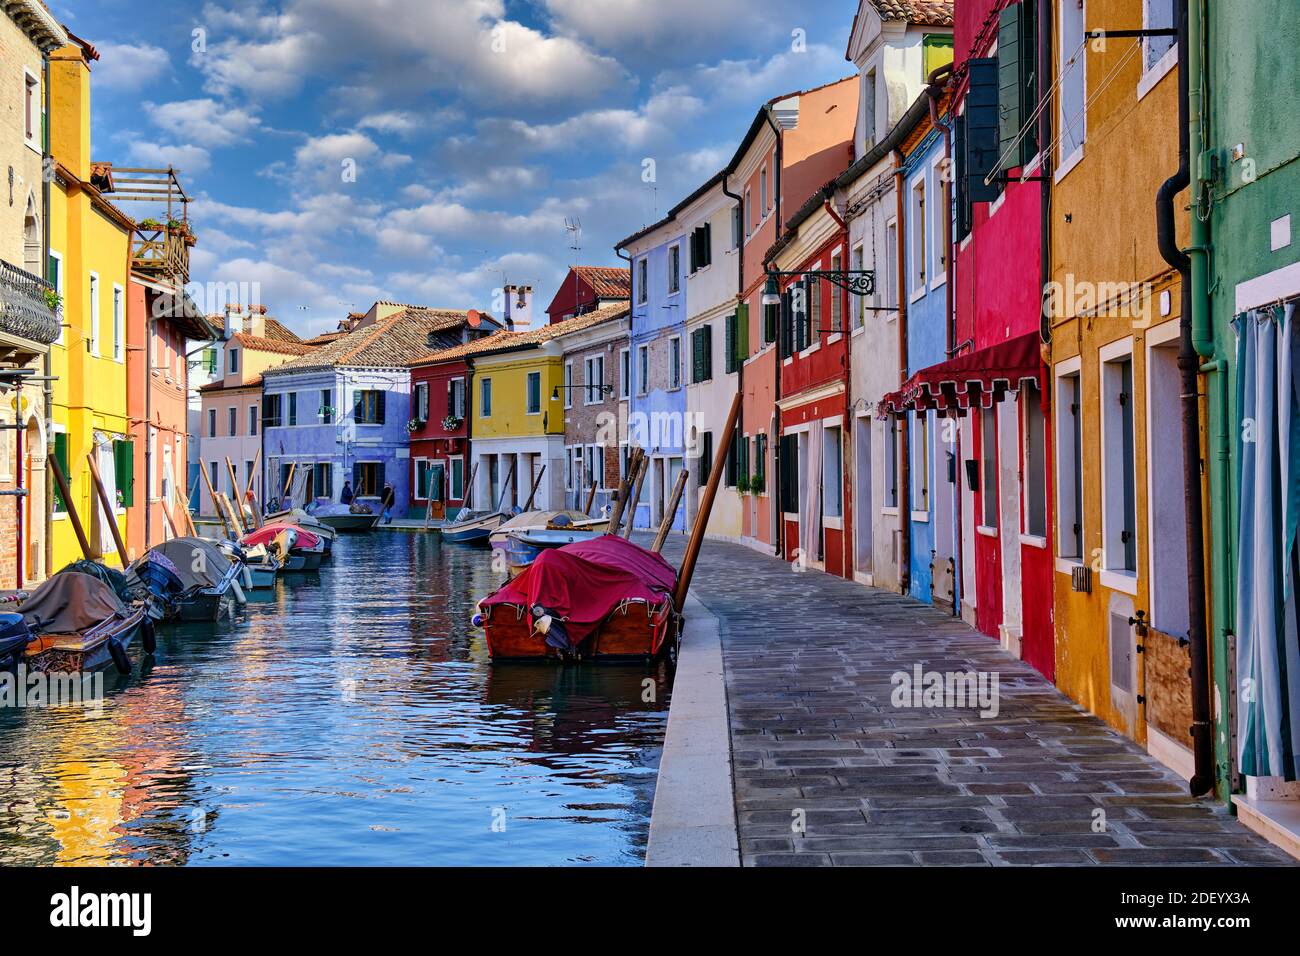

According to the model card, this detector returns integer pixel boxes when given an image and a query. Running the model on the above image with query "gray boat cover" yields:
[21,571,126,635]
[148,537,234,590]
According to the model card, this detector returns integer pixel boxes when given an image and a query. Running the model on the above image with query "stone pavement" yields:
[653,534,1294,867]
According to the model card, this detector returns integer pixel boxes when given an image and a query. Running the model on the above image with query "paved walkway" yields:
[654,535,1293,866]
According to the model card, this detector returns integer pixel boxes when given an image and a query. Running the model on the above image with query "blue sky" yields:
[56,0,857,338]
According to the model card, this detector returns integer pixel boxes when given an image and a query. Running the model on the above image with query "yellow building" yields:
[1047,0,1200,781]
[47,37,133,568]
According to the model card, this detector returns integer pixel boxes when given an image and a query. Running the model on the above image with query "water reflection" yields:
[0,534,670,866]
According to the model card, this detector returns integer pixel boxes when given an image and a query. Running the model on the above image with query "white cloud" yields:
[127,141,211,174]
[95,41,172,91]
[475,86,704,154]
[146,98,262,148]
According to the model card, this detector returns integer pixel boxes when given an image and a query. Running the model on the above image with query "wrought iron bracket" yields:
[766,268,876,297]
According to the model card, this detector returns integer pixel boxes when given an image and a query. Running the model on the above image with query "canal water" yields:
[0,533,671,866]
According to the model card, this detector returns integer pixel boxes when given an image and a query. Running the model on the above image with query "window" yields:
[288,392,298,426]
[88,273,100,355]
[563,362,573,408]
[202,347,216,374]
[1059,0,1087,165]
[48,251,64,345]
[931,157,948,281]
[668,245,681,294]
[700,431,714,477]
[480,378,492,417]
[851,245,865,326]
[912,414,930,513]
[809,275,822,343]
[725,313,738,375]
[112,286,124,360]
[450,458,465,500]
[414,382,429,422]
[885,219,898,309]
[354,390,385,424]
[1102,351,1137,573]
[636,258,648,304]
[689,223,712,273]
[691,325,712,384]
[980,406,998,528]
[207,408,217,438]
[1143,0,1176,71]
[210,462,221,501]
[263,393,282,428]
[415,459,432,500]
[760,165,769,214]
[242,460,253,500]
[585,355,605,404]
[449,378,466,419]
[824,426,843,518]
[352,462,382,497]
[619,348,630,399]
[1022,381,1047,538]
[744,188,752,235]
[884,416,900,509]
[526,372,541,414]
[228,406,237,437]
[669,337,682,389]
[638,345,649,395]
[249,405,259,437]
[863,69,877,148]
[829,254,843,332]
[321,388,333,424]
[23,70,39,147]
[313,462,333,500]
[112,440,134,508]
[909,179,926,295]
[754,432,767,492]
[731,205,742,249]
[228,347,240,375]
[779,434,799,513]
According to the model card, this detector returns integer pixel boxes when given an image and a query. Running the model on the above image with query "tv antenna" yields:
[564,217,582,255]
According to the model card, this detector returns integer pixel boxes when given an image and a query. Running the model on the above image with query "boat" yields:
[310,500,381,533]
[16,572,151,676]
[140,538,244,622]
[265,507,337,560]
[475,535,681,661]
[488,510,589,553]
[441,508,507,545]
[242,523,326,571]
[504,525,604,577]
[218,539,278,589]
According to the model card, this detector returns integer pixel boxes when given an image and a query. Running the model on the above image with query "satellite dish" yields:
[467,309,482,328]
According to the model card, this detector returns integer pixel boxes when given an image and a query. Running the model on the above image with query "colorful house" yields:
[730,77,859,558]
[766,183,855,579]
[1047,0,1199,782]
[1202,0,1300,844]
[48,35,134,569]
[261,302,488,515]
[0,2,65,588]
[195,306,313,516]
[544,266,630,324]
[560,304,631,516]
[617,217,689,533]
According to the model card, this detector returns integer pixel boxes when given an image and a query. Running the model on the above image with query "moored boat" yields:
[441,509,507,545]
[504,526,604,577]
[265,508,337,560]
[17,572,150,676]
[488,510,589,553]
[311,501,381,533]
[242,524,326,571]
[476,535,680,661]
[141,538,243,622]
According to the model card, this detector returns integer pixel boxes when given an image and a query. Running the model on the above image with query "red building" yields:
[543,266,629,325]
[766,183,855,579]
[406,355,472,521]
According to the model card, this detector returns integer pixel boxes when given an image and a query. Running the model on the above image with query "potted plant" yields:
[441,415,463,431]
[406,418,423,433]
[43,288,63,314]
[736,473,751,495]
[137,217,162,230]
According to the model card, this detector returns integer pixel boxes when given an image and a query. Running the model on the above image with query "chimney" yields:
[224,303,245,338]
[504,284,533,332]
[50,43,95,181]
[247,304,267,338]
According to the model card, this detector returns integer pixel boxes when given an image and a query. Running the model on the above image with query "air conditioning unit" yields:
[1071,564,1092,594]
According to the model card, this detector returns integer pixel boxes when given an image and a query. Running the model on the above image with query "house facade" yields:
[544,266,629,324]
[560,304,630,516]
[0,2,65,587]
[195,306,313,516]
[1047,0,1196,780]
[48,36,133,569]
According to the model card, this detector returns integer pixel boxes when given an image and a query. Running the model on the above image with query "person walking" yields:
[381,482,395,524]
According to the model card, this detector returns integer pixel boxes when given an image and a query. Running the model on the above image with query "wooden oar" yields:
[673,392,740,610]
[224,458,248,536]
[49,455,93,560]
[623,454,649,537]
[523,464,546,511]
[493,458,516,512]
[198,463,231,537]
[605,447,640,533]
[240,449,264,529]
[280,461,297,507]
[652,468,689,552]
[174,477,200,536]
[86,452,129,568]
[161,501,180,540]
[583,476,598,515]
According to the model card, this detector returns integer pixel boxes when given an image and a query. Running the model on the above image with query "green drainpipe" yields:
[1187,0,1233,802]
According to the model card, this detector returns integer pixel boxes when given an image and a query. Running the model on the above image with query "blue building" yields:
[260,303,491,516]
[616,216,689,532]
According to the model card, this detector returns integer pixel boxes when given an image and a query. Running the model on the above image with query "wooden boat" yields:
[16,572,150,676]
[441,509,507,545]
[265,508,336,560]
[476,535,681,661]
[143,538,243,622]
[488,510,589,553]
[505,527,604,577]
[311,501,381,533]
[242,524,326,571]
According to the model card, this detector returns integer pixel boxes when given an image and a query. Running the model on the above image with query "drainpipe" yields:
[893,148,911,594]
[764,106,786,558]
[1155,0,1213,797]
[42,50,53,580]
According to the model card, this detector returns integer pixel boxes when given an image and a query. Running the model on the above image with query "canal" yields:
[0,533,672,866]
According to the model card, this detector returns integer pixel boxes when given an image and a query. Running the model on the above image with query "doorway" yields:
[854,415,874,578]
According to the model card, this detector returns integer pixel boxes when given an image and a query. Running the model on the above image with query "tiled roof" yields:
[266,307,485,374]
[574,266,631,299]
[203,314,302,343]
[229,332,316,356]
[869,0,953,26]
[198,374,262,393]
[303,331,346,346]
[410,303,631,367]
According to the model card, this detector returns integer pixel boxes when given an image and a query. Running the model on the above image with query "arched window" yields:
[23,192,40,277]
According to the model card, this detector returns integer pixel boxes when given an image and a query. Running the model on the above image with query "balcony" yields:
[0,258,60,353]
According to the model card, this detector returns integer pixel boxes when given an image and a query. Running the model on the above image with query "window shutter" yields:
[702,223,712,268]
[724,313,737,374]
[997,3,1023,173]
[955,112,971,240]
[114,439,135,507]
[780,290,794,358]
[965,57,1002,202]
[702,325,712,381]
[447,380,454,419]
[376,392,387,424]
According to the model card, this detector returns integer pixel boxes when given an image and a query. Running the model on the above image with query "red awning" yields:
[878,331,1045,415]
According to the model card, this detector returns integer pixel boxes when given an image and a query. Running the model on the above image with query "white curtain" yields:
[801,421,824,562]
[1236,303,1300,780]
[95,436,118,555]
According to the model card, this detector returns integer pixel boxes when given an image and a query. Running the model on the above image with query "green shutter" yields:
[997,3,1022,173]
[52,432,69,512]
[702,223,712,268]
[725,314,737,374]
[114,439,134,507]
[736,304,749,365]
[702,325,712,381]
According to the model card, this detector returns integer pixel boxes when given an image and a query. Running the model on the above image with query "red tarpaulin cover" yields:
[480,535,677,646]
[879,331,1045,414]
[242,524,321,550]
